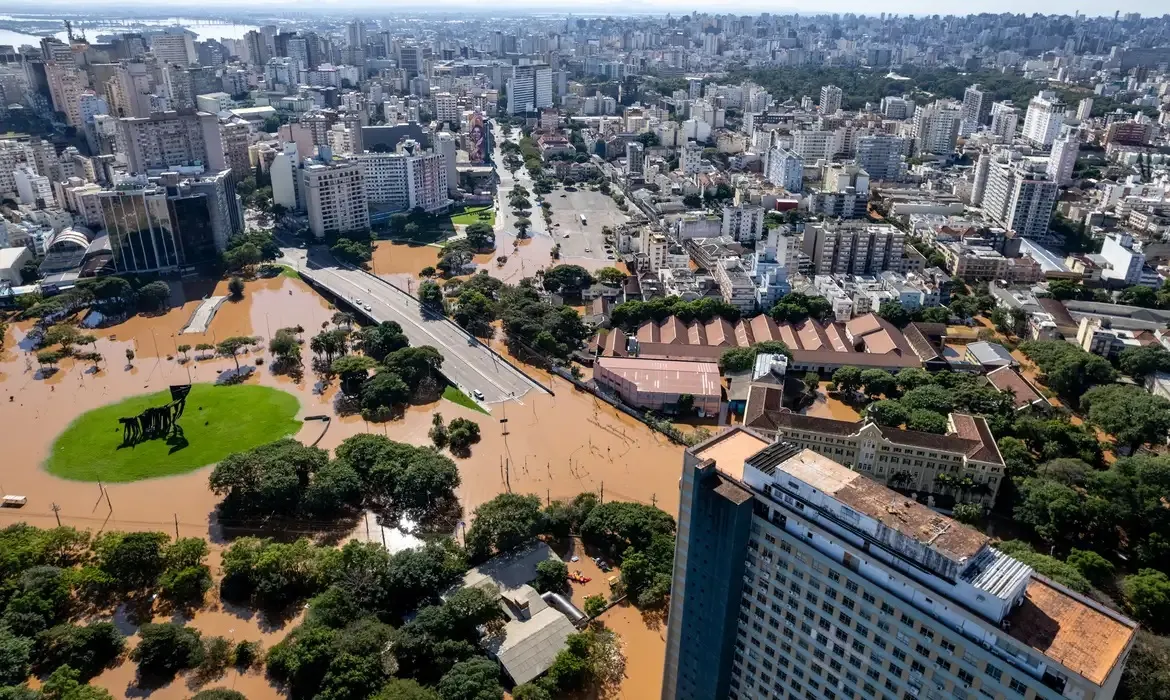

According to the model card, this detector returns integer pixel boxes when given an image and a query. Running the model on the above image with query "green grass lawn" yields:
[45,384,302,482]
[449,205,495,227]
[442,385,488,414]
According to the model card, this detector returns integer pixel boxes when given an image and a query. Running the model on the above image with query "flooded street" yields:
[1,273,686,699]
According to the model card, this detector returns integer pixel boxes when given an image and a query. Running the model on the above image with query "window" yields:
[958,670,975,686]
[881,603,895,615]
[900,613,915,627]
[985,665,1002,682]
[1009,679,1027,696]
[941,640,956,655]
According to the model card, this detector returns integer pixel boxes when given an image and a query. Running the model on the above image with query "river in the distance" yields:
[0,17,258,48]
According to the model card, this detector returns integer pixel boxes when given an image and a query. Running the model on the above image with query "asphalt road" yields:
[282,246,542,405]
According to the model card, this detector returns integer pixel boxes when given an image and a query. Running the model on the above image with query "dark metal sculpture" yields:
[119,384,192,446]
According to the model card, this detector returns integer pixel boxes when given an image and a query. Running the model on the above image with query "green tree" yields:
[865,400,907,427]
[541,265,594,295]
[216,336,258,373]
[996,541,1091,593]
[437,658,503,700]
[418,280,443,308]
[877,300,912,328]
[191,690,249,700]
[583,594,607,618]
[831,366,863,394]
[38,664,115,700]
[1066,548,1115,588]
[373,679,442,700]
[32,623,124,680]
[136,281,171,313]
[907,409,948,434]
[900,384,954,415]
[95,531,168,592]
[1082,384,1170,454]
[997,437,1036,477]
[332,355,378,395]
[533,559,569,594]
[595,267,626,285]
[227,276,245,300]
[361,371,411,415]
[1019,340,1116,404]
[446,417,481,456]
[952,503,983,525]
[0,627,32,686]
[464,222,495,250]
[131,623,204,680]
[1120,344,1170,379]
[1124,570,1170,631]
[859,369,897,399]
[356,322,409,363]
[465,494,545,561]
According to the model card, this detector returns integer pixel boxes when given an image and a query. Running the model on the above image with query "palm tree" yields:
[310,334,326,358]
[332,312,354,329]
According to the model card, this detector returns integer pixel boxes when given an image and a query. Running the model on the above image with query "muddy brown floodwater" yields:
[1,274,687,698]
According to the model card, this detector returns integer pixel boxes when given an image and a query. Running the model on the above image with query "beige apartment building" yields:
[301,161,370,238]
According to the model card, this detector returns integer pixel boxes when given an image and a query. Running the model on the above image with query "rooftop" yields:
[595,357,720,398]
[750,446,989,562]
[986,366,1047,410]
[1005,577,1137,686]
[693,427,770,482]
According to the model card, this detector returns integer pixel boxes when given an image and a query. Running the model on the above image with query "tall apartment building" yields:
[682,141,704,174]
[663,430,1137,700]
[855,136,906,182]
[819,85,843,115]
[244,30,270,67]
[301,161,370,237]
[792,130,846,162]
[802,221,904,276]
[45,61,87,127]
[434,92,459,124]
[722,205,765,244]
[219,120,252,178]
[880,96,913,120]
[1022,91,1065,148]
[1076,98,1094,122]
[959,84,989,136]
[988,102,1019,140]
[766,146,803,192]
[911,103,960,156]
[352,139,450,214]
[117,110,226,175]
[626,141,645,177]
[151,33,195,67]
[1047,132,1078,186]
[982,154,1058,239]
[507,64,552,115]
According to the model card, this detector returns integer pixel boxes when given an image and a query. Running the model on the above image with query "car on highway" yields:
[563,233,570,238]
[363,303,372,311]
[472,389,485,401]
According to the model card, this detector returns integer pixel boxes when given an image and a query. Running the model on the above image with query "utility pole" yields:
[600,481,604,503]
[174,514,179,539]
[51,503,61,527]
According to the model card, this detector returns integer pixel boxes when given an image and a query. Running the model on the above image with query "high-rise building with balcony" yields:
[1022,91,1065,148]
[982,153,1058,239]
[116,109,226,175]
[662,430,1137,700]
[301,160,370,238]
[819,85,843,114]
[507,64,552,115]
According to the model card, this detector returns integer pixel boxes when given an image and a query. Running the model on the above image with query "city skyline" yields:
[1,2,1166,18]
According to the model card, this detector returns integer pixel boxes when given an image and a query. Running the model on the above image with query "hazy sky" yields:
[5,0,1164,17]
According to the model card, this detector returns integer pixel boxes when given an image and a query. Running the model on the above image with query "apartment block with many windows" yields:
[739,411,1005,505]
[301,161,370,238]
[664,430,1137,700]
